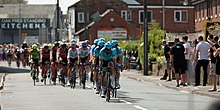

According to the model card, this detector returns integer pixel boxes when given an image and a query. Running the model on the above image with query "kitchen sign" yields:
[0,18,50,29]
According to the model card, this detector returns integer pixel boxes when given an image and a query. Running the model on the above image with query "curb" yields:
[0,73,6,91]
[126,75,220,99]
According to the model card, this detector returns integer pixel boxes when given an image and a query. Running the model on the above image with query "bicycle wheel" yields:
[82,67,86,89]
[106,72,111,102]
[33,70,36,86]
[70,70,76,89]
[61,68,66,86]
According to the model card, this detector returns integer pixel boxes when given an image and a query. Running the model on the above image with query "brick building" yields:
[67,0,195,41]
[192,0,220,33]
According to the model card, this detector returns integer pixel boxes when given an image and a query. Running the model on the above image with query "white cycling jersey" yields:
[78,47,90,58]
[67,48,78,59]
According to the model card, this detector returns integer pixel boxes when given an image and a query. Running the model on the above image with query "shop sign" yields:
[97,28,127,39]
[0,18,50,29]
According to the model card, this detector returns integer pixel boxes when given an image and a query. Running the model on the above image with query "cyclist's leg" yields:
[51,61,56,82]
[67,60,73,86]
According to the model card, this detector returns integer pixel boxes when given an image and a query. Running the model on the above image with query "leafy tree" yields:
[0,0,27,4]
[138,20,165,67]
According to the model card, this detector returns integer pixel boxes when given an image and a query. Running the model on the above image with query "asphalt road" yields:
[0,61,218,110]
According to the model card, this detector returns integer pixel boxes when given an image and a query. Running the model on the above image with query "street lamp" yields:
[143,0,148,75]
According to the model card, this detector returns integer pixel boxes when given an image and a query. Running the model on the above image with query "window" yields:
[121,10,132,21]
[139,10,153,24]
[78,12,84,23]
[174,10,188,22]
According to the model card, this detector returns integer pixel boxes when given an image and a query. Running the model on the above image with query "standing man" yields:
[182,36,192,84]
[161,40,171,81]
[194,36,211,86]
[170,38,187,87]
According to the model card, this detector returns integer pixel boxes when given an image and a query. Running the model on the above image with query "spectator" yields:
[0,45,3,61]
[182,36,193,85]
[213,39,220,92]
[2,44,6,61]
[207,35,219,92]
[170,38,187,87]
[160,40,171,81]
[194,36,211,86]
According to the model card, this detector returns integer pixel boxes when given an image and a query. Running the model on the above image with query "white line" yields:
[120,99,132,105]
[134,105,149,110]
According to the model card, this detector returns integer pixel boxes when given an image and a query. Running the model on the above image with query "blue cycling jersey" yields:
[94,46,102,57]
[90,45,96,55]
[99,47,116,61]
[114,47,122,58]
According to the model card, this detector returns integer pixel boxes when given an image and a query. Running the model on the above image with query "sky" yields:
[27,0,80,14]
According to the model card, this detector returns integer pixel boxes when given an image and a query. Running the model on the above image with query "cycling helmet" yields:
[32,44,38,49]
[94,39,99,44]
[82,41,88,47]
[43,43,49,49]
[54,41,60,47]
[104,42,112,49]
[112,40,118,46]
[98,40,105,47]
[99,38,105,41]
[85,40,91,45]
[71,43,76,47]
[48,43,52,49]
[71,39,77,44]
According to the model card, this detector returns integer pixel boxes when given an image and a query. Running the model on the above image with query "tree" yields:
[0,0,27,4]
[138,20,165,66]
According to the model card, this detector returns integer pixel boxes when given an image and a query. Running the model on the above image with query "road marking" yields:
[134,105,149,110]
[179,90,190,94]
[120,99,132,105]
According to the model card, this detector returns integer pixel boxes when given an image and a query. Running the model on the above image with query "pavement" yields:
[122,70,220,99]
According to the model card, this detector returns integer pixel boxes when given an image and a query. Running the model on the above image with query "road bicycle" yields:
[80,63,87,89]
[59,62,67,87]
[69,64,78,89]
[30,62,38,86]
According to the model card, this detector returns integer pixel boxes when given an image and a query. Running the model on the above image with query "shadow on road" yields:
[0,66,30,73]
[118,91,143,103]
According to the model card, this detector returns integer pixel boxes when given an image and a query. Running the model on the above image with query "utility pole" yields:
[83,0,88,40]
[56,0,60,41]
[19,0,21,44]
[143,0,148,75]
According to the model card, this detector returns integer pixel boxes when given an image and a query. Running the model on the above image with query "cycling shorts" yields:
[41,58,50,65]
[32,58,39,66]
[61,58,68,66]
[68,57,78,67]
[102,59,113,67]
[80,56,88,64]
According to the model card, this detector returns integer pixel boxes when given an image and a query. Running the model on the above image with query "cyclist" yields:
[29,44,40,82]
[67,43,78,86]
[112,40,123,89]
[6,45,13,66]
[99,42,117,98]
[50,42,59,84]
[78,41,90,88]
[93,40,105,94]
[14,46,22,68]
[21,42,29,67]
[90,39,99,83]
[57,43,68,86]
[40,44,50,82]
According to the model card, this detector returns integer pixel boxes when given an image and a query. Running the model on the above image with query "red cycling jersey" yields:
[41,48,50,59]
[57,48,68,60]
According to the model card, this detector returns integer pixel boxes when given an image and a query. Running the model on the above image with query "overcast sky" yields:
[27,0,79,14]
